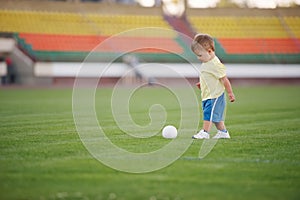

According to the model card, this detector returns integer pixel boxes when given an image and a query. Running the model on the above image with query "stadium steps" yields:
[284,16,300,37]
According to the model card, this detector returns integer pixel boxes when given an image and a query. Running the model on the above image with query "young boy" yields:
[191,34,235,139]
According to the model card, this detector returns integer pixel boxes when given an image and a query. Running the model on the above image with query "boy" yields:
[191,34,235,139]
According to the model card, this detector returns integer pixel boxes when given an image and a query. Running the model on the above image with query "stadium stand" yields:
[1,1,299,63]
[188,10,300,63]
[1,9,185,62]
[0,0,300,86]
[284,16,300,37]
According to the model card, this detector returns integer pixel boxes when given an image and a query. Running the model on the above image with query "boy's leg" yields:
[203,120,212,132]
[213,121,230,139]
[192,120,211,139]
[214,121,226,131]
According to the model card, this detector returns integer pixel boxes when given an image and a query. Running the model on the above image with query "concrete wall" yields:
[0,62,6,76]
[34,62,300,78]
[10,47,52,85]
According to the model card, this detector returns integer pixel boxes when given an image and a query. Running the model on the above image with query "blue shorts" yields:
[202,93,225,123]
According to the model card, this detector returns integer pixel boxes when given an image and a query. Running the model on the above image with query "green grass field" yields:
[0,85,300,200]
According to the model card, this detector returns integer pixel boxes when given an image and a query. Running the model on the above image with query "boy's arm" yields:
[220,76,235,102]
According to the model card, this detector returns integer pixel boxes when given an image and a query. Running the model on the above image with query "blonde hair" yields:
[191,34,215,53]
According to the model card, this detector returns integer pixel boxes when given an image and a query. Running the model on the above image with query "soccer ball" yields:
[162,125,177,139]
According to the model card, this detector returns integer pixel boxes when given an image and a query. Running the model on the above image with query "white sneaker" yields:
[192,130,210,139]
[213,130,231,139]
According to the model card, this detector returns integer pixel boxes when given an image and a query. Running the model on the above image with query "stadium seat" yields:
[1,9,300,63]
[189,15,300,60]
[0,9,185,62]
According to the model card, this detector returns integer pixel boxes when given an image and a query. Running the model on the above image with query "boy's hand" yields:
[196,82,201,89]
[228,92,235,102]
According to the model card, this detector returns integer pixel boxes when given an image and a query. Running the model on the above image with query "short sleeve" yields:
[208,62,226,79]
[215,62,226,79]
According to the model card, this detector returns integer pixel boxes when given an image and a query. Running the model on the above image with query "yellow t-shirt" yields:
[199,56,226,101]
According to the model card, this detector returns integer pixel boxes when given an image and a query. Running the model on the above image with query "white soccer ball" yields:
[162,125,178,139]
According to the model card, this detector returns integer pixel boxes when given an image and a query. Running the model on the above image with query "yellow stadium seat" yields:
[0,10,175,37]
[189,16,289,39]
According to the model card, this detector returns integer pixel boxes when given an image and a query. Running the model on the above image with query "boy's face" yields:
[193,44,213,63]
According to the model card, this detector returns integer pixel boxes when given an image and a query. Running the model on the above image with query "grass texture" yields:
[0,86,299,200]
